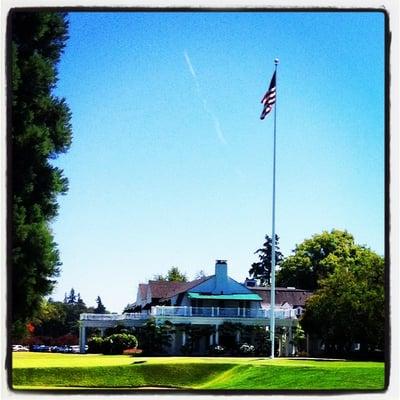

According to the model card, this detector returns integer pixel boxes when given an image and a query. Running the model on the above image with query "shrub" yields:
[239,343,255,355]
[104,324,134,336]
[209,345,225,356]
[87,336,104,354]
[102,333,138,355]
[180,344,192,356]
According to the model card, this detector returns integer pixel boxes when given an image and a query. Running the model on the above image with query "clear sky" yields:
[50,11,385,312]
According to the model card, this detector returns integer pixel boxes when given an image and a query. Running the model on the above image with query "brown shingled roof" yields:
[160,277,210,301]
[138,283,148,301]
[148,277,208,300]
[250,287,313,307]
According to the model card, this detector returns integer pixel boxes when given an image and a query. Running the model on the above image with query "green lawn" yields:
[12,353,385,391]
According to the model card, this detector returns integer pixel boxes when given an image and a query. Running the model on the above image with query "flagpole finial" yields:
[274,58,279,65]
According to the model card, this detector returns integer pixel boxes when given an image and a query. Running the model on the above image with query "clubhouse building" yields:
[79,260,312,355]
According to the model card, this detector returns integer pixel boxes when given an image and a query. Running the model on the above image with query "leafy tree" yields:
[276,229,356,291]
[33,291,93,338]
[11,11,72,338]
[104,324,134,336]
[166,266,187,282]
[249,234,283,286]
[64,294,88,336]
[301,247,384,356]
[32,299,67,338]
[153,267,187,282]
[136,319,174,355]
[94,296,107,314]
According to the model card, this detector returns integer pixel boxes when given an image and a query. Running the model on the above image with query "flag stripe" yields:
[260,71,276,120]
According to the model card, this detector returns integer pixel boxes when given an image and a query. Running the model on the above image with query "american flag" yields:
[260,71,276,120]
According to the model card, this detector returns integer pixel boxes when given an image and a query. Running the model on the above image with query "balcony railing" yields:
[80,307,297,322]
[80,312,149,321]
[151,306,296,319]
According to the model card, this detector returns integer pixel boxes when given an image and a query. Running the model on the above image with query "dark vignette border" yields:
[5,5,391,396]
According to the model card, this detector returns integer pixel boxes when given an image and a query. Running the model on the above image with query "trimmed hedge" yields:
[88,333,138,355]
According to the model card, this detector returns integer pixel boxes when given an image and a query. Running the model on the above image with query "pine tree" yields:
[10,11,72,338]
[95,296,107,314]
[67,288,77,304]
[249,234,283,286]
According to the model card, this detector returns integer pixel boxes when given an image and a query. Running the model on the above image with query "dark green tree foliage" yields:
[249,234,283,286]
[64,288,77,304]
[181,324,215,355]
[276,229,356,291]
[301,247,384,356]
[166,266,187,282]
[33,299,67,338]
[94,296,107,314]
[11,11,72,335]
[32,291,96,339]
[88,333,138,355]
[102,333,138,355]
[153,266,188,282]
[136,319,174,355]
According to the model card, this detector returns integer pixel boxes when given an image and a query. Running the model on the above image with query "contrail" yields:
[184,50,227,145]
[184,50,197,79]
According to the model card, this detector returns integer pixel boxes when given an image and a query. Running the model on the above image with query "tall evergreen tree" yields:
[66,288,77,304]
[10,11,72,338]
[249,234,283,286]
[94,296,107,314]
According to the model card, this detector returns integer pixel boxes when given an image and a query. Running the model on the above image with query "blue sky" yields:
[51,11,385,312]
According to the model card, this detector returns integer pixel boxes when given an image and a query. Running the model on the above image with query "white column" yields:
[182,330,186,346]
[215,325,219,345]
[79,324,86,353]
[236,330,240,344]
[288,325,293,356]
[278,334,282,357]
[209,333,213,346]
[284,328,289,357]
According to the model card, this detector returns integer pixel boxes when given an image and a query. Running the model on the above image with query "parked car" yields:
[59,345,73,353]
[31,344,50,352]
[12,345,29,352]
[70,345,80,353]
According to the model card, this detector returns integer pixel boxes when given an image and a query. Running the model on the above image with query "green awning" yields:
[188,292,262,301]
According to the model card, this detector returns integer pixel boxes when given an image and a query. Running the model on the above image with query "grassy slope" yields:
[12,353,385,391]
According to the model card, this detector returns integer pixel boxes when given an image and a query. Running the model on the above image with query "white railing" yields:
[151,306,296,319]
[80,312,149,321]
[80,307,297,322]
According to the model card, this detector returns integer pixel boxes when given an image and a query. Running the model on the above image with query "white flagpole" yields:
[270,58,279,359]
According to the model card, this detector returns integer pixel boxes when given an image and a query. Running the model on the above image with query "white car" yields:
[12,345,29,352]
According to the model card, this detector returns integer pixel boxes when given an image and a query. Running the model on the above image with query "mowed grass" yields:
[12,353,385,391]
